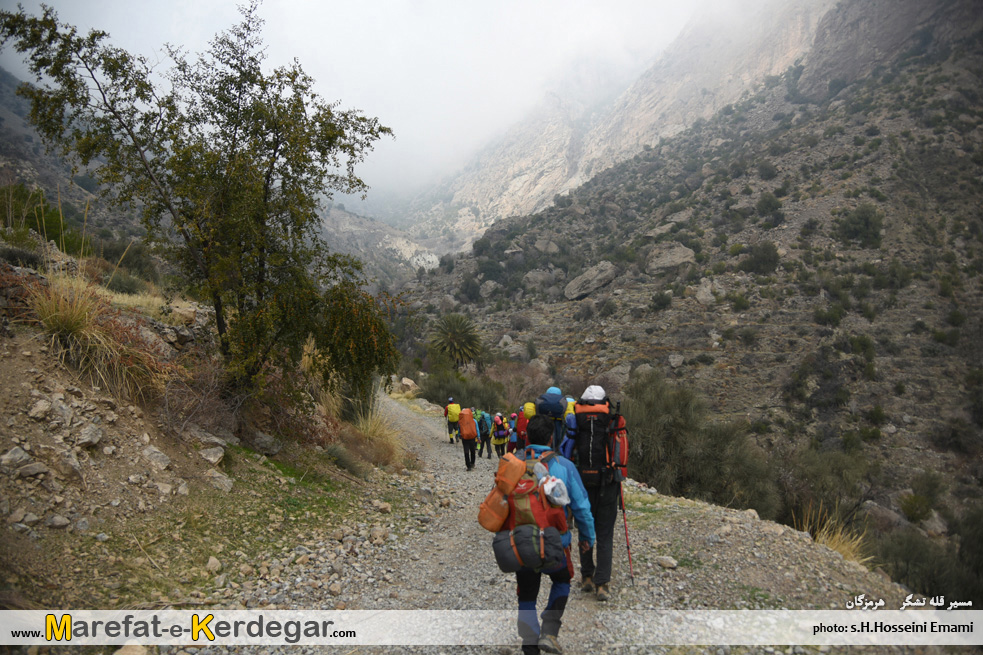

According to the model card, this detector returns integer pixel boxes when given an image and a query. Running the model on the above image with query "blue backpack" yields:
[536,388,566,419]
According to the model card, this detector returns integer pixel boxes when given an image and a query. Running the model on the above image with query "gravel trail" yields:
[155,394,946,655]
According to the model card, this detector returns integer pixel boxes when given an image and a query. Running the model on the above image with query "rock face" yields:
[564,261,618,300]
[645,243,696,275]
[796,0,983,100]
[404,0,837,250]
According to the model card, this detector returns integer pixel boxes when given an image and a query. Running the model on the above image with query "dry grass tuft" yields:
[27,274,174,401]
[348,407,404,468]
[794,502,873,567]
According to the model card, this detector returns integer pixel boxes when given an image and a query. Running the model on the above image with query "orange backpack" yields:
[458,408,478,440]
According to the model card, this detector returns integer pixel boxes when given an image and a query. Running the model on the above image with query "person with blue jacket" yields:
[515,414,595,655]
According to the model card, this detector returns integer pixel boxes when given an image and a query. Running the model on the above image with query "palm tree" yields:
[430,313,483,368]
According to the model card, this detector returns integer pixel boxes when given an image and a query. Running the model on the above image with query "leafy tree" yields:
[429,313,483,368]
[0,3,398,395]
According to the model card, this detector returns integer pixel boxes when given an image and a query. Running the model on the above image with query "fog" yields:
[0,0,696,195]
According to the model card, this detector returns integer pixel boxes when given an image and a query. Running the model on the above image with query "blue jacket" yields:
[521,444,596,548]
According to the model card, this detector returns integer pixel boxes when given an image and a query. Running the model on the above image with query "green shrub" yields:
[418,369,505,411]
[739,241,780,274]
[729,293,750,311]
[624,370,779,518]
[0,245,41,268]
[758,161,778,180]
[756,192,782,216]
[651,292,672,312]
[866,405,887,425]
[814,303,846,326]
[835,203,883,248]
[900,493,933,523]
[105,270,149,295]
[598,298,617,318]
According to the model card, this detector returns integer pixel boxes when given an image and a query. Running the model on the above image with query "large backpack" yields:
[477,410,492,436]
[536,390,566,419]
[572,400,618,486]
[486,451,567,572]
[515,409,530,448]
[459,408,478,440]
[446,403,461,422]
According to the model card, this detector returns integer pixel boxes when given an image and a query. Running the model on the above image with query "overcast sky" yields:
[0,0,696,195]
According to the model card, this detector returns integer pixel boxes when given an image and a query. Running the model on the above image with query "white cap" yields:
[581,385,606,402]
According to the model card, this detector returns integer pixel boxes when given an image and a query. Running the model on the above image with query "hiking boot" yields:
[596,584,610,602]
[538,633,562,654]
[581,576,595,593]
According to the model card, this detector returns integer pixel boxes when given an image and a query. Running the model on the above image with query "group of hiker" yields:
[464,384,630,655]
[442,400,517,470]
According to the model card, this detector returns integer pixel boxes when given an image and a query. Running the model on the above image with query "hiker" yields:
[476,408,493,459]
[491,412,509,458]
[507,412,519,453]
[514,414,595,655]
[536,386,568,448]
[444,397,461,444]
[565,385,622,602]
[459,407,479,471]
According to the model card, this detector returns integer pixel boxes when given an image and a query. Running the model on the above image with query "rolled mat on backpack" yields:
[492,524,565,573]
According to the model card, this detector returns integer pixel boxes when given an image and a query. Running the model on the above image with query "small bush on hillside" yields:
[651,292,672,312]
[739,241,780,274]
[758,161,779,180]
[756,192,782,216]
[836,203,883,248]
[0,245,41,268]
[105,270,149,296]
[510,314,532,331]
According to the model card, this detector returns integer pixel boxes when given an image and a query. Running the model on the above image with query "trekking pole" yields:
[613,401,635,586]
[619,464,635,586]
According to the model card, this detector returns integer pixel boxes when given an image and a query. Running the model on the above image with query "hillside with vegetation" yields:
[397,9,983,604]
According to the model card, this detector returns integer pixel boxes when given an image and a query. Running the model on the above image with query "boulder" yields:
[142,446,171,471]
[645,243,696,275]
[27,399,52,420]
[204,469,234,493]
[241,426,282,456]
[523,269,555,291]
[1,447,32,469]
[199,447,225,466]
[564,261,618,300]
[479,279,501,298]
[76,424,103,448]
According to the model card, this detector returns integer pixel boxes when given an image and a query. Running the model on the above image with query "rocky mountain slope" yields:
[400,0,981,253]
[398,3,983,542]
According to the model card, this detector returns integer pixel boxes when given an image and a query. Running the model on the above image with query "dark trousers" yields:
[447,421,459,441]
[516,555,571,654]
[478,435,491,458]
[495,443,506,457]
[580,480,620,587]
[462,438,476,469]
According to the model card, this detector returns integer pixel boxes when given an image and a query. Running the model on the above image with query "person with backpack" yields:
[513,414,595,655]
[491,412,509,458]
[444,398,461,444]
[507,412,519,453]
[562,385,623,602]
[476,409,493,459]
[458,407,479,471]
[536,386,568,448]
